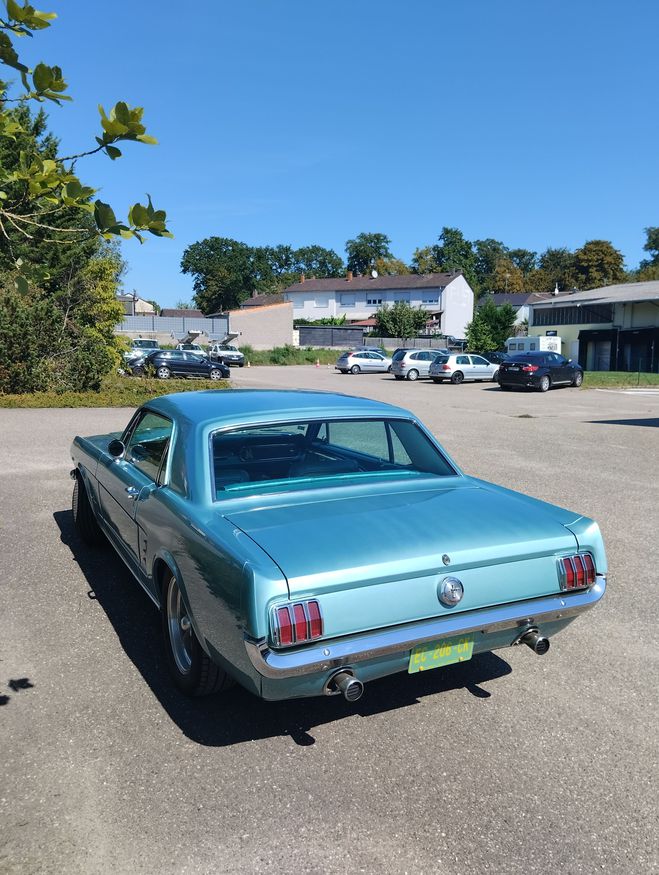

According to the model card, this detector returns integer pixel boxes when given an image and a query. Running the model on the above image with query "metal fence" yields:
[298,326,454,349]
[118,315,230,338]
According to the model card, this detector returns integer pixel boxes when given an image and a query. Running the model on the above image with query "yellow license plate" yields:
[408,635,474,673]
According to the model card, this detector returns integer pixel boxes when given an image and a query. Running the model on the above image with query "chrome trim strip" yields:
[244,576,606,679]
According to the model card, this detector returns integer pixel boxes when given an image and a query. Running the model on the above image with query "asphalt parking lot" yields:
[1,369,658,874]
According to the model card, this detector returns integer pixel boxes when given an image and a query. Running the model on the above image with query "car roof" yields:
[146,389,414,429]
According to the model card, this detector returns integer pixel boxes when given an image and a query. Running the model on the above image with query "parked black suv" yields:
[498,351,583,392]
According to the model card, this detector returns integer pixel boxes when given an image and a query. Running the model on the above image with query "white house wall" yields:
[440,275,474,338]
[286,278,472,337]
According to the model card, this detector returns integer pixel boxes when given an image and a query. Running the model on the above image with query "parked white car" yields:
[123,339,160,363]
[335,350,392,374]
[208,344,245,367]
[429,353,500,384]
[176,342,206,355]
[390,349,438,381]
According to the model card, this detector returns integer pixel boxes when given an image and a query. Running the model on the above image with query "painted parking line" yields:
[595,388,659,396]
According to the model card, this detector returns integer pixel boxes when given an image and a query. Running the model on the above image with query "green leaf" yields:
[6,0,27,23]
[15,275,29,294]
[135,133,158,145]
[32,61,52,91]
[0,31,29,73]
[105,145,122,160]
[94,200,118,232]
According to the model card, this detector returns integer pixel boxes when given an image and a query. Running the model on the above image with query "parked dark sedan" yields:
[130,350,230,381]
[498,351,583,392]
[475,351,510,365]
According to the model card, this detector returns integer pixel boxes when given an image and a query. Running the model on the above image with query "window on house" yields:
[314,297,329,308]
[339,294,355,307]
[367,297,383,305]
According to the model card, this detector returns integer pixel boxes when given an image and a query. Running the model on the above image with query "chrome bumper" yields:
[244,576,606,679]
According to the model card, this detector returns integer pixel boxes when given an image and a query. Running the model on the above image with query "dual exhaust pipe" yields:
[326,629,549,702]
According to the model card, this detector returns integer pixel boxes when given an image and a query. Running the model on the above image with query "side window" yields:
[470,355,488,365]
[125,411,173,482]
[457,356,470,365]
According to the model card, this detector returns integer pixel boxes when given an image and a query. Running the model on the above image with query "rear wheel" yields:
[132,366,145,377]
[572,371,583,387]
[156,366,171,380]
[406,369,419,381]
[539,375,551,392]
[350,364,361,374]
[451,371,464,385]
[161,573,234,697]
[72,475,105,546]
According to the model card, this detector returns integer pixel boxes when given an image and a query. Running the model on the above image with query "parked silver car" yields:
[390,349,438,381]
[429,353,500,384]
[208,343,245,367]
[335,350,392,374]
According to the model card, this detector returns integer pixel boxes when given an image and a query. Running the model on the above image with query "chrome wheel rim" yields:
[166,576,192,675]
[157,367,170,379]
[210,369,222,380]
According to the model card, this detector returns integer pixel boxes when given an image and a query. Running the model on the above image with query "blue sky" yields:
[16,0,659,306]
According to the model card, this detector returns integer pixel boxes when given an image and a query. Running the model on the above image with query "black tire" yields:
[238,362,244,368]
[161,572,234,697]
[539,375,551,392]
[572,371,583,387]
[209,368,223,381]
[350,364,361,374]
[156,366,171,380]
[492,370,499,382]
[451,371,464,385]
[132,366,145,377]
[387,365,392,373]
[407,369,419,381]
[72,474,105,546]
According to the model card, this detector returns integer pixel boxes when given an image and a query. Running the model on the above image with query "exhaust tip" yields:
[521,630,550,656]
[328,670,364,702]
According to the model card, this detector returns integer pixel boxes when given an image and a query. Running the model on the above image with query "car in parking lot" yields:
[335,350,392,374]
[176,342,206,355]
[474,351,510,365]
[429,354,500,384]
[498,351,584,392]
[208,344,245,367]
[123,339,160,363]
[130,350,230,381]
[70,389,606,704]
[390,349,439,381]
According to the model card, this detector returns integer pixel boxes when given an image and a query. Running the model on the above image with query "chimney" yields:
[346,270,353,282]
[300,273,305,283]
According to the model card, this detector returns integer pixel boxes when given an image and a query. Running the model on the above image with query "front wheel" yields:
[350,364,361,374]
[209,368,224,381]
[451,371,464,385]
[406,369,419,381]
[539,375,551,392]
[156,366,171,380]
[161,573,233,697]
[572,371,583,387]
[492,370,499,382]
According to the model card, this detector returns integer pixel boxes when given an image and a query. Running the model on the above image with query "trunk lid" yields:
[223,479,579,639]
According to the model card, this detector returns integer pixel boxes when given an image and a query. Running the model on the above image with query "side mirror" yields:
[108,439,125,459]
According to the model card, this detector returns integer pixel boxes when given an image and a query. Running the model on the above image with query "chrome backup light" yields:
[272,600,323,647]
[558,553,596,591]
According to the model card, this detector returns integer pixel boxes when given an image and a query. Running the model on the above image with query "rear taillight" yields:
[558,554,596,591]
[272,600,323,647]
[441,364,451,371]
[521,364,539,372]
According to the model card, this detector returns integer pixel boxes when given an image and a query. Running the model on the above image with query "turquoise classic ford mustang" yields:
[70,390,606,702]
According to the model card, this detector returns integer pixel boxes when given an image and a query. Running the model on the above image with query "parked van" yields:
[505,335,562,355]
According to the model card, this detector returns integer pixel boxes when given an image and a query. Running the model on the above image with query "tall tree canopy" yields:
[345,232,392,275]
[465,298,516,351]
[374,301,427,338]
[180,237,345,313]
[573,240,625,290]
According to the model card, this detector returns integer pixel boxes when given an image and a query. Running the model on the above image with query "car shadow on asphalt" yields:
[55,509,512,748]
[589,417,659,428]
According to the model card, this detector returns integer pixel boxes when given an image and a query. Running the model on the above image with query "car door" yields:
[96,410,173,572]
[551,353,573,383]
[417,351,435,375]
[455,355,472,378]
[468,355,491,380]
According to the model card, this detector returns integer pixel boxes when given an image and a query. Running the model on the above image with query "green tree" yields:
[537,247,577,291]
[430,227,478,292]
[637,227,659,279]
[345,232,392,275]
[411,245,440,274]
[374,301,427,338]
[473,238,508,291]
[181,237,256,313]
[0,3,171,273]
[465,297,516,351]
[374,255,410,276]
[491,258,524,293]
[508,248,537,275]
[294,245,344,278]
[573,240,625,290]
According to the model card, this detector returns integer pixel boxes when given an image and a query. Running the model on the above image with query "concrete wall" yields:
[229,302,294,350]
[617,301,658,328]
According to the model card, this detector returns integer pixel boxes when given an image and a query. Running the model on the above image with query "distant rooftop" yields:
[160,308,205,318]
[531,280,659,308]
[282,271,464,293]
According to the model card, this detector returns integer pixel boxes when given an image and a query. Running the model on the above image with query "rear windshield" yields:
[433,355,449,364]
[507,354,542,364]
[212,417,457,497]
[392,350,409,361]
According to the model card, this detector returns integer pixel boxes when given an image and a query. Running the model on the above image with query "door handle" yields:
[125,486,140,499]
